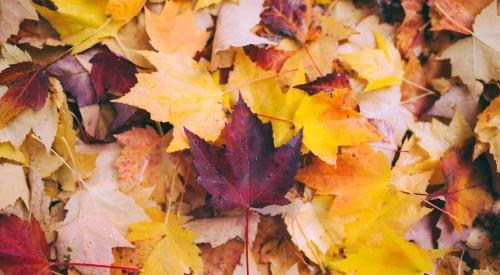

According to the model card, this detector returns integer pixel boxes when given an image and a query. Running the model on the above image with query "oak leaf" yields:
[186,98,302,210]
[116,51,226,151]
[145,1,209,57]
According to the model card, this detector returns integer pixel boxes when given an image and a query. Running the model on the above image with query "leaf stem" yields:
[49,262,141,273]
[245,206,250,275]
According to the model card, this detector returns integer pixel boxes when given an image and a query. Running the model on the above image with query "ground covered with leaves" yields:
[0,0,499,274]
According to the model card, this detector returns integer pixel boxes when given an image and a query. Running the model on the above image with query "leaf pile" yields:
[0,0,499,274]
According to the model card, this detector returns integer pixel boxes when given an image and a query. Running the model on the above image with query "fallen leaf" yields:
[0,142,26,164]
[56,214,134,275]
[145,1,209,57]
[0,163,29,210]
[294,72,351,95]
[431,142,494,229]
[297,143,390,214]
[294,91,382,164]
[244,45,293,72]
[186,214,260,247]
[440,1,500,101]
[0,0,38,42]
[212,0,275,55]
[127,215,203,274]
[115,51,226,152]
[396,0,425,57]
[33,0,126,53]
[475,96,500,171]
[185,98,302,210]
[105,0,144,21]
[63,145,148,234]
[429,0,491,34]
[0,215,51,275]
[0,62,49,128]
[334,225,448,275]
[198,239,245,275]
[341,32,403,92]
[260,0,311,43]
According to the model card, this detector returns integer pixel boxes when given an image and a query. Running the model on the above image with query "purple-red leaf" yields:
[260,0,309,43]
[0,62,49,127]
[185,98,303,210]
[0,215,51,275]
[90,46,137,100]
[48,55,96,107]
[294,72,351,94]
[244,45,293,72]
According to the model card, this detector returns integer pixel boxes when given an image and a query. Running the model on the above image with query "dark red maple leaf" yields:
[244,45,293,72]
[294,72,351,94]
[0,215,51,275]
[90,46,137,100]
[260,0,310,43]
[0,62,49,127]
[185,98,303,210]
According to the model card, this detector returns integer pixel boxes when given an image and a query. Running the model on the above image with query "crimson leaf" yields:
[0,62,49,127]
[185,98,303,210]
[294,72,351,94]
[0,215,51,275]
[260,0,309,43]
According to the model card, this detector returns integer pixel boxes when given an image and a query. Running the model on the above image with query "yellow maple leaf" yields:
[340,32,403,92]
[297,143,390,215]
[294,91,382,164]
[194,0,224,11]
[34,0,125,53]
[145,1,209,57]
[127,215,203,274]
[475,96,500,172]
[334,225,448,275]
[0,142,26,164]
[105,0,144,21]
[225,50,284,117]
[115,51,226,152]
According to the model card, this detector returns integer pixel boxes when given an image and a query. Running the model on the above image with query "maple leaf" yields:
[297,143,391,215]
[430,143,494,229]
[0,62,49,128]
[0,163,29,211]
[294,91,383,164]
[33,0,126,53]
[340,32,403,92]
[185,97,303,210]
[440,1,500,101]
[186,214,260,247]
[0,86,57,150]
[127,215,203,274]
[105,0,144,21]
[334,225,448,275]
[475,96,500,171]
[89,46,137,99]
[145,1,209,57]
[115,51,226,152]
[260,0,311,43]
[212,0,275,55]
[428,0,491,34]
[0,0,38,42]
[56,215,134,275]
[244,45,293,72]
[64,145,148,234]
[0,215,51,275]
[294,72,351,95]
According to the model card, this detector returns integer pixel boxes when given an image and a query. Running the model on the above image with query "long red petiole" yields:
[245,206,250,275]
[49,262,141,273]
